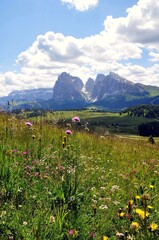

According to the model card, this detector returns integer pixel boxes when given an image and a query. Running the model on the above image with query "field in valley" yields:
[0,110,159,239]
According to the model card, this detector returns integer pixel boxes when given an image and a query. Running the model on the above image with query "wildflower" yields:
[69,229,74,236]
[65,129,72,135]
[72,116,80,122]
[110,185,121,192]
[89,231,95,238]
[135,195,140,200]
[135,208,149,219]
[118,211,125,218]
[103,236,109,240]
[128,200,134,205]
[99,205,108,210]
[149,222,158,231]
[62,141,65,148]
[147,205,153,209]
[0,211,6,217]
[50,215,55,224]
[23,221,28,226]
[116,232,124,238]
[149,184,155,189]
[25,121,32,127]
[130,221,140,230]
[22,151,28,155]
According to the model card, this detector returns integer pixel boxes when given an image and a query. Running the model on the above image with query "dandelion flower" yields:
[149,184,154,189]
[149,222,158,231]
[72,116,80,122]
[118,211,125,218]
[135,195,140,199]
[147,205,153,209]
[103,236,109,240]
[130,221,140,230]
[129,200,134,205]
[135,208,149,219]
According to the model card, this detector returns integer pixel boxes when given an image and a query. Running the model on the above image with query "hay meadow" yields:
[0,110,159,239]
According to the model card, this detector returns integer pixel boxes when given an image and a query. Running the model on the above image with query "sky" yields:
[0,0,159,97]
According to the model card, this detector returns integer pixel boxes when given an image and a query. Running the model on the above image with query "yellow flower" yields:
[149,222,158,231]
[149,184,154,189]
[135,195,140,199]
[129,200,134,205]
[135,208,149,219]
[118,212,125,218]
[130,221,140,230]
[147,205,153,209]
[103,236,109,240]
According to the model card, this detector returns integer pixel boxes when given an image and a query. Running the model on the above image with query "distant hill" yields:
[1,72,159,111]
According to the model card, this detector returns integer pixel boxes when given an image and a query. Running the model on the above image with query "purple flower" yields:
[72,116,80,123]
[25,121,33,127]
[65,129,72,135]
[89,232,95,238]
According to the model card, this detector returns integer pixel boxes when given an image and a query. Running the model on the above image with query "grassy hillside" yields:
[144,85,159,97]
[0,112,159,239]
[27,109,158,135]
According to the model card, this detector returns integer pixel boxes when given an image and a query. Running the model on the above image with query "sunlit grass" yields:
[0,112,159,239]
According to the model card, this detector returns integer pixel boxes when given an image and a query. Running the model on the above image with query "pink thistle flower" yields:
[72,116,80,123]
[69,229,74,236]
[25,121,33,127]
[65,129,72,135]
[89,232,95,238]
[22,151,28,155]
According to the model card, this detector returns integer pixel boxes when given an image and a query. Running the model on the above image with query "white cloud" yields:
[61,0,99,11]
[103,0,159,47]
[1,0,159,97]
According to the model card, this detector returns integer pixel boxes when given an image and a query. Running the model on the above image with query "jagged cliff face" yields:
[52,72,84,101]
[1,71,159,111]
[91,72,147,100]
[85,78,95,95]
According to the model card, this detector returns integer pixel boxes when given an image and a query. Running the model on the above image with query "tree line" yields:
[120,104,159,118]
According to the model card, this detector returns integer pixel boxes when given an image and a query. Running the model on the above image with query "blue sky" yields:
[0,0,159,96]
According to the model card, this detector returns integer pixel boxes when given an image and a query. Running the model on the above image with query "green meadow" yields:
[0,110,159,239]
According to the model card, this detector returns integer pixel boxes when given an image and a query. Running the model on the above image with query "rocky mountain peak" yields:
[52,72,84,101]
[85,78,95,95]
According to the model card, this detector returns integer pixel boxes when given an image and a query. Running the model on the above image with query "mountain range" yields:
[1,72,159,111]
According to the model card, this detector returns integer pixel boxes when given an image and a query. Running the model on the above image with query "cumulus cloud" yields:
[61,0,99,11]
[103,0,159,46]
[1,0,159,97]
